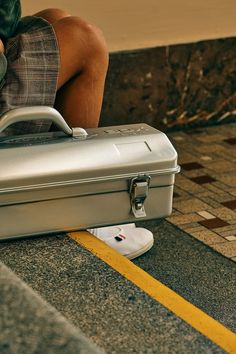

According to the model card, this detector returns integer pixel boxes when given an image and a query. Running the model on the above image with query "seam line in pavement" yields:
[69,231,236,354]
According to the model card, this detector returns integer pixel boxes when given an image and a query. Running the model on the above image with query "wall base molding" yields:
[100,37,236,131]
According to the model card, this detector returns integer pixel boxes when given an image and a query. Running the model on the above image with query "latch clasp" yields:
[129,175,151,218]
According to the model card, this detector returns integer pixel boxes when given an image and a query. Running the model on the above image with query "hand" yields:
[0,38,5,53]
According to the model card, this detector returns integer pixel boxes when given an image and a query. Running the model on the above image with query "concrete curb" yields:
[0,262,104,354]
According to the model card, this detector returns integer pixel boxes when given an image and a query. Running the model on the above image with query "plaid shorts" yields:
[0,16,60,136]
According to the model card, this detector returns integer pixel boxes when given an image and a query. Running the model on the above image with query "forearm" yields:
[0,38,4,53]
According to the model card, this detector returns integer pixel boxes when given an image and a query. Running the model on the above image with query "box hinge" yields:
[129,175,151,218]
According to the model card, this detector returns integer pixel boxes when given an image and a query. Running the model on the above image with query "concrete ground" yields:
[0,218,235,353]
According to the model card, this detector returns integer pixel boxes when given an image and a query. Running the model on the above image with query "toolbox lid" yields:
[0,124,178,193]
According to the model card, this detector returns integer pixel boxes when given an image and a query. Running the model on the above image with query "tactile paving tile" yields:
[168,122,236,262]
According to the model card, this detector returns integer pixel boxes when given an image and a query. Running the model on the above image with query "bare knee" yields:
[86,23,109,70]
[54,16,109,89]
[34,8,71,24]
[59,16,109,71]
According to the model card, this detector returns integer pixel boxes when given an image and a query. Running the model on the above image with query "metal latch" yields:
[129,175,151,218]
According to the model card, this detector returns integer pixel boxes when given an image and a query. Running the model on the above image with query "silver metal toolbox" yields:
[0,107,180,240]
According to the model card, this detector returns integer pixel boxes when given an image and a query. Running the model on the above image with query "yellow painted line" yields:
[69,231,236,354]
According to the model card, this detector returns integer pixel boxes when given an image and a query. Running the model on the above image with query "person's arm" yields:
[0,38,4,53]
[0,0,21,39]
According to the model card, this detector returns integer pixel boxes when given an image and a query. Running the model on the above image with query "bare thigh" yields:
[34,10,109,128]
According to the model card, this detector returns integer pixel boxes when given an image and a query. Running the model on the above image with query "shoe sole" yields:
[125,239,154,260]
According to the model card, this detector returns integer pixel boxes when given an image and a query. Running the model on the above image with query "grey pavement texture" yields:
[0,223,229,354]
[0,263,103,354]
[135,219,236,332]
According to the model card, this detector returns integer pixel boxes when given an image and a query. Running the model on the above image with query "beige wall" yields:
[21,0,236,52]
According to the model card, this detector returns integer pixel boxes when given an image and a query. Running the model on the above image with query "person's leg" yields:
[35,9,108,128]
[35,9,153,259]
[54,17,109,128]
[34,8,71,25]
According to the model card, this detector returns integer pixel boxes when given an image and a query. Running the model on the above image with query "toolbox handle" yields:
[0,106,88,137]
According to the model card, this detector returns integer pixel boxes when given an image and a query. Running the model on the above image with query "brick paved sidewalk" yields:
[168,122,236,262]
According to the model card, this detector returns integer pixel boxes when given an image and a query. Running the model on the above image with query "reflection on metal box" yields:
[0,107,180,240]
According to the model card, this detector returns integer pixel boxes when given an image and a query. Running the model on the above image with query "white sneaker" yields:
[87,224,154,260]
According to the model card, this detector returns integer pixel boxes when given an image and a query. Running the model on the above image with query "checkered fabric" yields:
[0,16,60,136]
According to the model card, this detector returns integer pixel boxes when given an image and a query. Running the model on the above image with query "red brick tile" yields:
[224,138,236,145]
[191,175,216,184]
[173,192,180,198]
[221,200,236,210]
[199,218,229,229]
[181,162,204,171]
